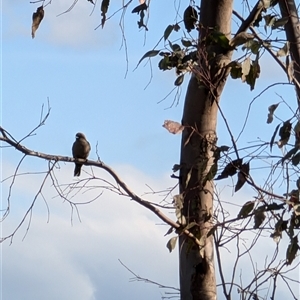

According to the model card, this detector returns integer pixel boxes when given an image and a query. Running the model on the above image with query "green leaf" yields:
[168,41,181,52]
[174,74,184,86]
[166,236,178,253]
[254,210,266,228]
[230,32,254,47]
[181,39,193,47]
[164,25,174,41]
[211,31,230,50]
[137,50,160,67]
[238,201,255,218]
[230,63,242,79]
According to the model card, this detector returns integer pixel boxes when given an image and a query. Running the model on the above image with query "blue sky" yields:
[1,1,299,299]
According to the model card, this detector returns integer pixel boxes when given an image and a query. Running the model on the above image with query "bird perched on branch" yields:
[72,132,91,176]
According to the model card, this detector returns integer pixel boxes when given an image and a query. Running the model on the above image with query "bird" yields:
[72,132,91,176]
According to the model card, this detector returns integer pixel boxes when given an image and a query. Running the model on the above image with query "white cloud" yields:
[1,161,298,300]
[2,0,119,49]
[1,162,179,300]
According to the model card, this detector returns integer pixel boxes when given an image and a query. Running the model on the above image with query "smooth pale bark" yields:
[179,1,233,299]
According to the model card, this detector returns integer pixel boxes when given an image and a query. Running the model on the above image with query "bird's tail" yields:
[74,163,82,176]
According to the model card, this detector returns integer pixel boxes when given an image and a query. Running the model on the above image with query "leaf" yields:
[241,57,251,82]
[215,158,243,180]
[173,194,185,224]
[163,120,184,134]
[100,0,110,28]
[32,6,44,38]
[235,162,250,192]
[277,42,290,57]
[173,194,183,210]
[278,120,292,148]
[210,31,231,50]
[181,39,193,48]
[131,2,147,13]
[292,152,300,166]
[267,103,279,124]
[164,227,173,236]
[245,60,260,90]
[230,32,255,47]
[254,210,266,228]
[174,75,184,86]
[273,17,288,29]
[286,236,299,265]
[164,25,174,41]
[183,222,197,231]
[219,145,230,152]
[294,121,300,147]
[230,63,242,79]
[174,23,180,32]
[270,123,280,151]
[87,0,95,4]
[281,147,299,165]
[169,41,181,52]
[183,6,197,32]
[294,204,300,216]
[166,236,178,253]
[137,50,160,68]
[238,201,255,218]
[172,164,181,172]
[242,40,261,55]
[271,218,288,243]
[264,14,276,31]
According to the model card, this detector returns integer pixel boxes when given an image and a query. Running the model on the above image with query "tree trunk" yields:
[279,0,300,105]
[179,1,233,299]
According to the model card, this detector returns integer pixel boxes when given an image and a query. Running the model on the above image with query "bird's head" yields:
[75,132,86,140]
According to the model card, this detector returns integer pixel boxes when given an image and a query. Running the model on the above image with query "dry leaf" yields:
[267,103,279,124]
[241,57,251,82]
[32,6,44,38]
[277,42,290,57]
[163,120,184,134]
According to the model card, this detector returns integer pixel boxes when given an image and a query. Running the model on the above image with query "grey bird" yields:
[72,132,91,176]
